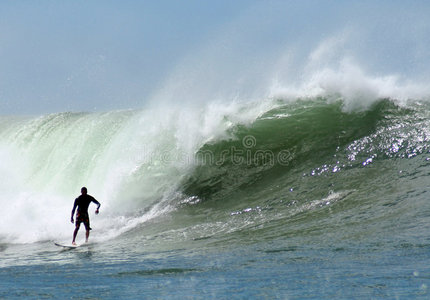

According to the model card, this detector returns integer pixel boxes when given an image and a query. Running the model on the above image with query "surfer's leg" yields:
[83,217,90,243]
[72,223,80,245]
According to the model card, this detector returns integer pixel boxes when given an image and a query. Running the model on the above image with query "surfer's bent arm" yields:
[94,200,101,213]
[93,198,101,214]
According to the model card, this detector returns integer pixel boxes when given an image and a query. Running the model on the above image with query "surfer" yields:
[71,187,101,245]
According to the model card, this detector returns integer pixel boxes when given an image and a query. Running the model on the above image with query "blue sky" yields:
[0,0,259,114]
[1,1,429,115]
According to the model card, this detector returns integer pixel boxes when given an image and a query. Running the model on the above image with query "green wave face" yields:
[178,98,430,243]
[184,99,397,198]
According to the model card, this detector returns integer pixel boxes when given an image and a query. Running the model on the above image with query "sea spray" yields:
[0,100,274,243]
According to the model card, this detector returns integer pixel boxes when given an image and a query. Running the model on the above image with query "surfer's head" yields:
[81,187,87,195]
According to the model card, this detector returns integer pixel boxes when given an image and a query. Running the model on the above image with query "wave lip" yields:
[270,58,430,112]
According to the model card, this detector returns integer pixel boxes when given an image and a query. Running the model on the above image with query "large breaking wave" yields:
[1,85,429,245]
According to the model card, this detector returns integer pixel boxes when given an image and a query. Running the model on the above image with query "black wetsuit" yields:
[72,194,100,230]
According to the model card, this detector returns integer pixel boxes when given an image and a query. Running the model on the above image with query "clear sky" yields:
[1,1,429,115]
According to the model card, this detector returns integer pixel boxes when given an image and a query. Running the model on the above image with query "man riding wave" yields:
[71,187,101,245]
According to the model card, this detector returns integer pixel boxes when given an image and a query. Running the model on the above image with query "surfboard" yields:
[54,242,80,249]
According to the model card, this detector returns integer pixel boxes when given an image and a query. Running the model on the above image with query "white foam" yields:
[0,98,276,243]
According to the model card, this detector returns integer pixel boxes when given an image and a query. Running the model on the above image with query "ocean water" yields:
[1,94,430,298]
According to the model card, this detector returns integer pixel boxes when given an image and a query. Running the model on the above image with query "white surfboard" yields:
[54,242,80,249]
